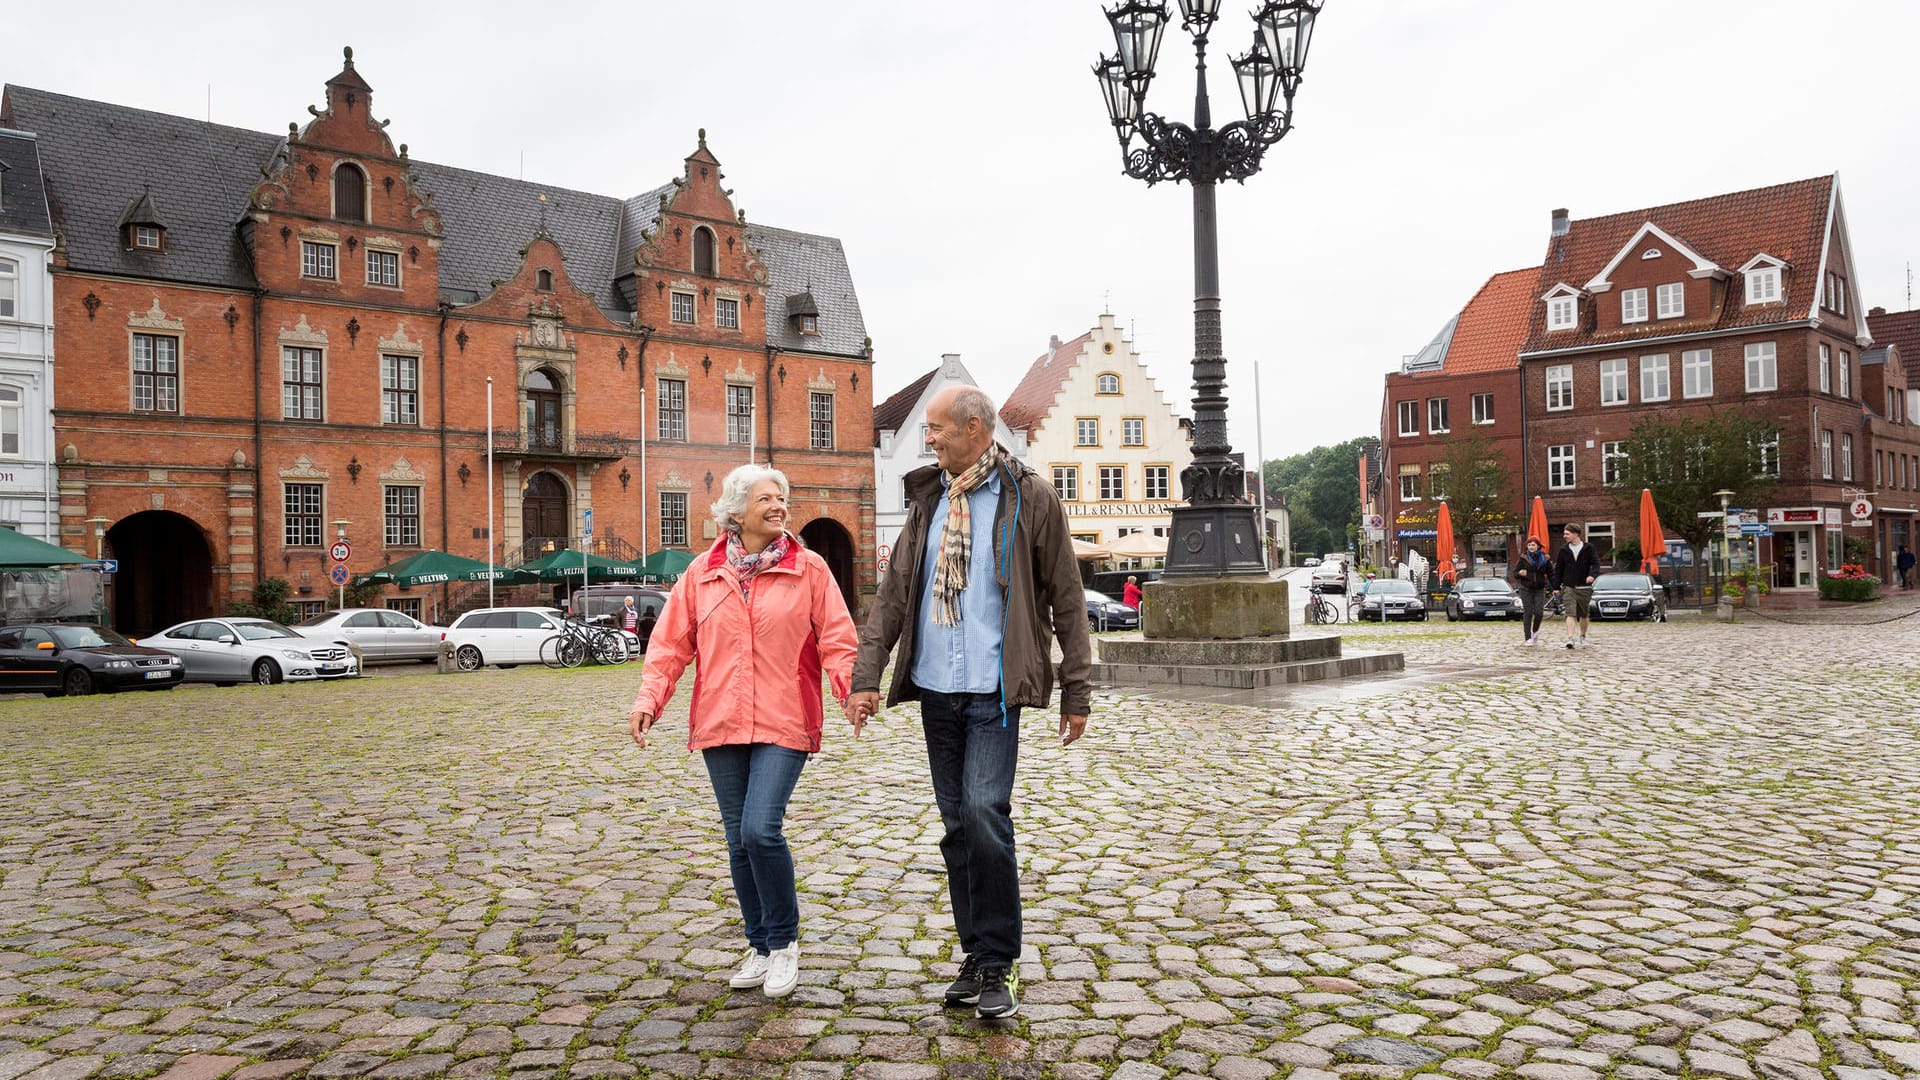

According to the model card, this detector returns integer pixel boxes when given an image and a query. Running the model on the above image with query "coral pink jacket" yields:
[633,535,857,754]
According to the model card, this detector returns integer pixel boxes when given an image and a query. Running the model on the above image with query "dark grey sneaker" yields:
[976,965,1019,1019]
[943,954,982,1006]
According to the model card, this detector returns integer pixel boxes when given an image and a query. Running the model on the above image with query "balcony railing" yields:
[489,429,631,459]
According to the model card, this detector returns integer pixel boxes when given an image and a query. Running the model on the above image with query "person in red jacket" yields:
[628,464,860,999]
[1121,575,1143,609]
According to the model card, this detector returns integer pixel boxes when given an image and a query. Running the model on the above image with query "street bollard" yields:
[438,640,458,673]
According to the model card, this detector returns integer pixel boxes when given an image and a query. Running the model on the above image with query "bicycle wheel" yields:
[540,634,568,669]
[590,630,626,666]
[557,634,586,668]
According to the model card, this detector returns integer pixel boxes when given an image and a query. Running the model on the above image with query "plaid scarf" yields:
[930,443,1003,626]
[725,530,792,600]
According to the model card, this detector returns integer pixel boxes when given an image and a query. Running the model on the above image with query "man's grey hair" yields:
[711,464,790,533]
[943,386,998,432]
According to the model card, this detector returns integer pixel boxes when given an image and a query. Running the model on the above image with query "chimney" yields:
[1550,208,1570,237]
[1869,306,1887,318]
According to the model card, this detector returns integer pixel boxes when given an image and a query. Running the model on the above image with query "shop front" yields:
[1765,507,1840,589]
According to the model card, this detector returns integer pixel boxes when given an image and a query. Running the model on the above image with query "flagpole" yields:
[486,376,496,609]
[1253,359,1270,569]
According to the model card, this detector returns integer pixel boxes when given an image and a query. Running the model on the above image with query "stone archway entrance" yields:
[106,510,215,635]
[799,518,857,612]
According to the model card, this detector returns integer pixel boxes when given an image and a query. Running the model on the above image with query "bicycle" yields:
[1304,586,1342,625]
[541,615,628,669]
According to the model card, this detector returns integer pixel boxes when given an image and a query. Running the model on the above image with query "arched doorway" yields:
[799,518,856,612]
[106,510,215,635]
[525,368,562,450]
[522,471,569,554]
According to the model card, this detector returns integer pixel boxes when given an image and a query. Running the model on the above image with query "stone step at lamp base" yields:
[1092,576,1404,689]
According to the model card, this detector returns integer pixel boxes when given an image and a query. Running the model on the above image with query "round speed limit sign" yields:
[330,540,352,563]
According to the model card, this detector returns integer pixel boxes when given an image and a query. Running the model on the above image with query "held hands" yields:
[845,691,880,739]
[628,707,656,748]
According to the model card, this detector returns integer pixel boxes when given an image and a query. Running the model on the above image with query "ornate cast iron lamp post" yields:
[1096,0,1319,577]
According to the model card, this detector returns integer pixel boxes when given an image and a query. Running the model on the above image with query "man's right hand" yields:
[847,691,880,727]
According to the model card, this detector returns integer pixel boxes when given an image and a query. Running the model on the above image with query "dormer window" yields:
[1741,255,1784,305]
[786,289,821,336]
[133,226,161,250]
[1656,282,1685,318]
[119,188,168,253]
[536,268,553,291]
[799,314,818,335]
[693,227,716,276]
[1621,288,1648,324]
[332,163,368,223]
[1545,290,1577,331]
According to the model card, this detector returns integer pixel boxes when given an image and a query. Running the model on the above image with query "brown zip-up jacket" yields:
[852,451,1094,717]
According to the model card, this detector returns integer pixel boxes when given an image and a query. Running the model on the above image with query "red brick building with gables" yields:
[3,49,875,632]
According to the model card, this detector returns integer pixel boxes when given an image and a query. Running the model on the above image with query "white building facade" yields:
[870,353,1026,577]
[0,129,57,542]
[1000,314,1191,548]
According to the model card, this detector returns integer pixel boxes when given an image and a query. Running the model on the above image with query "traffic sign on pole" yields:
[583,508,594,541]
[330,540,352,563]
[329,564,351,586]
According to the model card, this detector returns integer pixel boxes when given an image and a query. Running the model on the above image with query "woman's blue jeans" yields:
[702,743,808,953]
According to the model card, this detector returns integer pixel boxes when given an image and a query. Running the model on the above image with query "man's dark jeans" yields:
[920,690,1021,967]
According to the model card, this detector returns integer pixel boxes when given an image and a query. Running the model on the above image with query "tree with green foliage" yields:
[1264,435,1372,559]
[1609,409,1788,552]
[1428,432,1519,556]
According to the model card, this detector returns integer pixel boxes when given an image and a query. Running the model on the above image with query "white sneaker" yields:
[1578,637,1590,649]
[763,942,800,998]
[728,947,769,989]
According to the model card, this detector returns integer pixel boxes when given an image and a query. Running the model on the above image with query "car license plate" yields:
[144,670,172,679]
[1483,610,1504,617]
[318,662,347,672]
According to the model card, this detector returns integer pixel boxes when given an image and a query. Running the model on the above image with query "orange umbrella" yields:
[1435,501,1457,582]
[1527,495,1551,549]
[1637,488,1666,575]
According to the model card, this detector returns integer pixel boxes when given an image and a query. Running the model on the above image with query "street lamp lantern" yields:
[1091,0,1324,580]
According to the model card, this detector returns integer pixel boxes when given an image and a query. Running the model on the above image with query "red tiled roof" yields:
[872,366,937,446]
[1869,308,1920,387]
[1519,175,1834,355]
[999,330,1095,432]
[1425,268,1536,376]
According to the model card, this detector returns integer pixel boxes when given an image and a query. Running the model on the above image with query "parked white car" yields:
[1310,561,1350,593]
[297,608,444,663]
[442,607,569,670]
[145,617,360,685]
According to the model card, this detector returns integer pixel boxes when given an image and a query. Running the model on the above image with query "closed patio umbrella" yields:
[1527,495,1551,550]
[1435,502,1458,582]
[1638,488,1666,575]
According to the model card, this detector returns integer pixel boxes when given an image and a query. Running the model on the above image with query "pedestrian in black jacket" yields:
[1552,523,1602,649]
[1512,536,1553,646]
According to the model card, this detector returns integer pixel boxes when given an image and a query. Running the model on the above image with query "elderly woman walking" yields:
[629,464,860,997]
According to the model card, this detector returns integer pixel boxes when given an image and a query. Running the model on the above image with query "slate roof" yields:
[873,366,937,444]
[1866,309,1920,387]
[1424,268,1536,376]
[1000,330,1094,432]
[1,84,867,352]
[1520,175,1835,355]
[0,130,52,239]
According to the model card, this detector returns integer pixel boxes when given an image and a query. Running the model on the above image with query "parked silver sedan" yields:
[144,617,360,685]
[297,608,444,663]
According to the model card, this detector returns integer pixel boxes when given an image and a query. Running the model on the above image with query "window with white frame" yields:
[1122,417,1144,446]
[1820,430,1833,479]
[1682,349,1713,398]
[1099,465,1125,501]
[660,492,688,546]
[1096,373,1120,394]
[1546,365,1573,410]
[1144,465,1169,500]
[1602,441,1626,486]
[366,248,399,288]
[381,354,418,425]
[1621,288,1648,323]
[386,597,423,621]
[1399,471,1419,501]
[725,384,753,444]
[1745,265,1780,304]
[657,378,686,440]
[0,387,19,456]
[1471,392,1494,425]
[281,346,323,420]
[133,333,180,413]
[1052,466,1078,502]
[1819,343,1832,393]
[715,297,740,330]
[670,291,695,324]
[1548,444,1576,490]
[0,258,15,319]
[1839,350,1851,398]
[1655,282,1685,318]
[300,240,337,280]
[284,483,323,546]
[1640,354,1670,402]
[1825,270,1848,316]
[1427,397,1449,433]
[383,485,420,547]
[1841,433,1854,481]
[1547,295,1576,330]
[1397,400,1418,436]
[809,392,834,450]
[1076,418,1099,446]
[1600,358,1630,405]
[132,225,161,250]
[1745,342,1777,391]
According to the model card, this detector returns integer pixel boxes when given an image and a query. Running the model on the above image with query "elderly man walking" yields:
[848,385,1092,1020]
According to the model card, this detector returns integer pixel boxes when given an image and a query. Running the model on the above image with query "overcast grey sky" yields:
[8,1,1918,461]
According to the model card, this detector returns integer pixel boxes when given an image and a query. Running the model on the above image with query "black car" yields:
[1086,589,1141,631]
[1444,577,1523,621]
[0,623,184,696]
[1590,572,1666,620]
[1355,579,1428,621]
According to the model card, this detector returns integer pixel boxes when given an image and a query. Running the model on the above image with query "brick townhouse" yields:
[1378,267,1533,569]
[1861,306,1920,578]
[2,49,874,632]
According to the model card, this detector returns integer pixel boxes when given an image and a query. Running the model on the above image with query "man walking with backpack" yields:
[1553,523,1601,649]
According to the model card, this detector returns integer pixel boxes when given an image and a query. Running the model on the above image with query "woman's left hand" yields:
[628,707,656,748]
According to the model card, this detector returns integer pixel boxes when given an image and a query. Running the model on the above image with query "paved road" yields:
[2,598,1918,1079]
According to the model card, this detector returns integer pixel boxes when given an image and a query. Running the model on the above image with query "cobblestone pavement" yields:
[2,600,1918,1080]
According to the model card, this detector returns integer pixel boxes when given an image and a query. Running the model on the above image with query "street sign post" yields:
[329,564,351,587]
[330,540,352,563]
